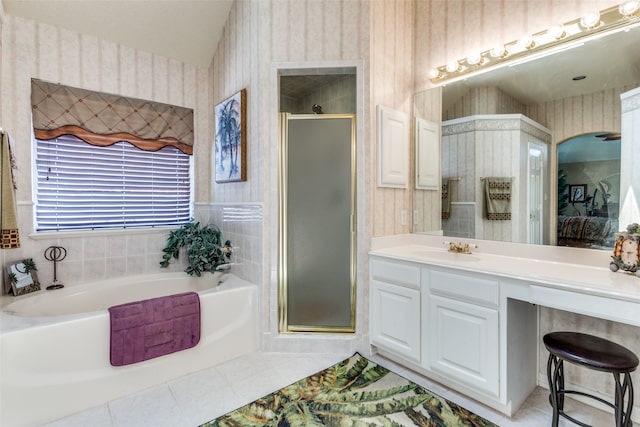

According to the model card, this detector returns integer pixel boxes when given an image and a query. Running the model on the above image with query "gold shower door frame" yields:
[278,113,357,333]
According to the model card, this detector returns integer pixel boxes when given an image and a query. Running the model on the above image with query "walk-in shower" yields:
[278,113,356,332]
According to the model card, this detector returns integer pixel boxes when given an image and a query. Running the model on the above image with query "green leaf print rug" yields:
[201,352,499,426]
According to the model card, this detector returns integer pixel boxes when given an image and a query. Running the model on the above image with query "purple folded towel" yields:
[109,292,201,366]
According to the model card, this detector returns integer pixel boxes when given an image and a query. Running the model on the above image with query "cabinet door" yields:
[415,118,440,190]
[428,294,499,396]
[371,280,421,362]
[376,106,408,188]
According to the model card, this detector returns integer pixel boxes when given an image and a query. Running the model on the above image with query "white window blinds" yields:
[35,135,192,232]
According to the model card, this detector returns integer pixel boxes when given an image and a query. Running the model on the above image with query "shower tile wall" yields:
[209,203,263,287]
[297,75,356,115]
[442,202,475,239]
[280,74,356,115]
[0,15,209,288]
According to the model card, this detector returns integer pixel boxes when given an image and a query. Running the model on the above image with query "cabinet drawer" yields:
[427,269,499,307]
[371,259,420,290]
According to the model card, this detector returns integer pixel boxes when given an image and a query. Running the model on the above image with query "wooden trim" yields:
[34,125,193,155]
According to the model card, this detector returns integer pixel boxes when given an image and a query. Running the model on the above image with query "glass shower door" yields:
[279,114,356,332]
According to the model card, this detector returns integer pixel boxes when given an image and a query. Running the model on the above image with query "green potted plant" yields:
[160,220,232,276]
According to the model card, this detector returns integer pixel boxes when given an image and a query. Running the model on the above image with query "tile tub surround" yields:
[42,351,616,427]
[370,233,640,421]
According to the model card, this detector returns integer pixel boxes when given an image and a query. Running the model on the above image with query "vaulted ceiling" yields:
[1,0,233,67]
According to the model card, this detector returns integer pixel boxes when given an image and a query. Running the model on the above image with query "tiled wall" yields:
[0,15,211,288]
[442,202,475,239]
[209,203,263,287]
[297,75,356,115]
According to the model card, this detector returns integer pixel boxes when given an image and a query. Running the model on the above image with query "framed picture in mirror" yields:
[5,259,41,296]
[569,184,587,203]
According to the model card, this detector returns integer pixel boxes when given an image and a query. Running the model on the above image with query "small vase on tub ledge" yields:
[159,220,232,276]
[610,223,640,277]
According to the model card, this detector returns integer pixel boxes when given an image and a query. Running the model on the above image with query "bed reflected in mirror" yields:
[557,132,620,249]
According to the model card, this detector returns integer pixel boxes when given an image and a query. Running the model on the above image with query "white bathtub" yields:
[0,272,258,427]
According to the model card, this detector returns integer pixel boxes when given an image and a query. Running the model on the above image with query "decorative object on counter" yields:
[610,223,640,277]
[202,352,498,427]
[160,220,232,276]
[44,246,67,290]
[483,176,513,220]
[5,258,40,296]
[1,128,20,249]
[214,89,247,183]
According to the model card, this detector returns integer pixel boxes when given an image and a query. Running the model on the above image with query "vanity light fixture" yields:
[429,3,640,83]
[619,0,640,16]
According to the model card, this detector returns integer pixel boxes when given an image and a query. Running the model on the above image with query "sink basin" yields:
[412,250,481,262]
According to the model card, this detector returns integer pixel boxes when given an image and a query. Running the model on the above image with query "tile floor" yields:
[44,352,617,427]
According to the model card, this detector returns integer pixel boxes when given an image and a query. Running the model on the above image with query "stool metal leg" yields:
[613,372,634,427]
[547,353,565,427]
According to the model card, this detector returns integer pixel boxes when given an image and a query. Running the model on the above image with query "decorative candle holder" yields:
[44,246,67,290]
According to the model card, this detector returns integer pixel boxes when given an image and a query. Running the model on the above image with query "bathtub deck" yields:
[43,352,616,427]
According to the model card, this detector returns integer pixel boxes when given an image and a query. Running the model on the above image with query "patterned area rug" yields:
[201,352,499,426]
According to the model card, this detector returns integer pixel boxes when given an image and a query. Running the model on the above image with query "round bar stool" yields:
[544,332,639,427]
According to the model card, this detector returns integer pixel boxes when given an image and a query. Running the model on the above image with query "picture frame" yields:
[214,89,247,183]
[569,184,587,202]
[5,258,41,296]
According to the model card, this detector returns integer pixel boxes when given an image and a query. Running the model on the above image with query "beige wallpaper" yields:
[0,15,211,287]
[210,0,378,353]
[370,0,415,237]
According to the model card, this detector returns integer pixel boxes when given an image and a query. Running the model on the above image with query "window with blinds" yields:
[35,135,192,232]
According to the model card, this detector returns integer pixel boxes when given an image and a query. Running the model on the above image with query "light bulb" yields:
[548,24,566,40]
[428,68,441,79]
[619,1,640,16]
[518,34,535,50]
[490,45,507,58]
[467,52,483,65]
[446,61,460,73]
[580,11,601,29]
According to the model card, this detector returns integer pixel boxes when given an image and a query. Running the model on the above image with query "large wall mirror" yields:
[414,22,640,250]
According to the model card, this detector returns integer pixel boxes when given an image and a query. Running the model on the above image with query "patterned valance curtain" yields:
[30,79,194,154]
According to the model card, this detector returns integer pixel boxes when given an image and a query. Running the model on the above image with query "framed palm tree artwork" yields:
[5,258,40,296]
[215,89,247,183]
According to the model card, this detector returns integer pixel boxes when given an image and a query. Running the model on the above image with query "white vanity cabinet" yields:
[369,256,503,408]
[370,258,421,363]
[423,268,500,397]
